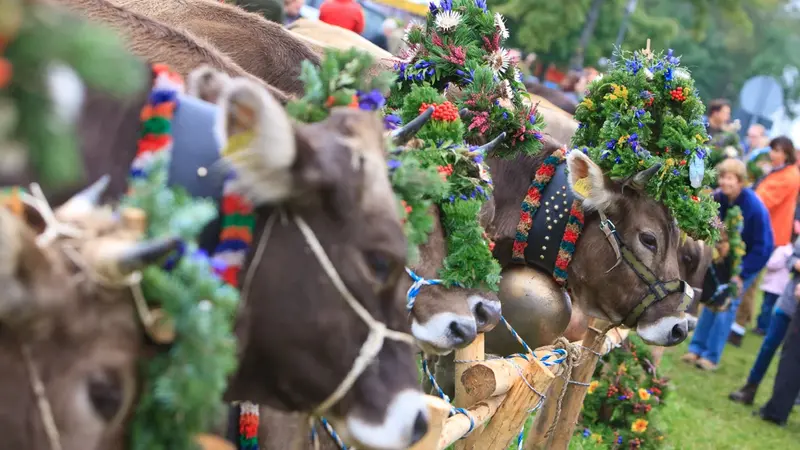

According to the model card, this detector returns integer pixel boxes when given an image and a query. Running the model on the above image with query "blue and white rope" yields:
[421,359,476,436]
[311,417,349,450]
[406,267,443,311]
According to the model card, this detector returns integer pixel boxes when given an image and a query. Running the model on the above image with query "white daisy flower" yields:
[403,21,422,43]
[495,13,509,40]
[487,48,511,75]
[643,68,654,80]
[675,68,691,80]
[435,10,462,32]
[501,79,513,99]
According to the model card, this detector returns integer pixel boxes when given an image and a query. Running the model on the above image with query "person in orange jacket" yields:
[756,136,800,247]
[318,0,365,34]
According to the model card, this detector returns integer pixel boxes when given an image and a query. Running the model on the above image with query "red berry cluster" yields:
[670,86,687,102]
[419,101,460,122]
[606,385,619,398]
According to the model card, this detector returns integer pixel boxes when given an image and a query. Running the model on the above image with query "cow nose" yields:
[668,321,688,345]
[472,298,502,333]
[448,319,477,347]
[410,410,429,445]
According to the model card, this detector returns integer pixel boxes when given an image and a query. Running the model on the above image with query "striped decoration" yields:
[238,402,259,450]
[212,177,255,287]
[129,64,184,182]
[553,199,584,286]
[511,149,565,262]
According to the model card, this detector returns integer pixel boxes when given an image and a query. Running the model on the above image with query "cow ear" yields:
[216,78,297,205]
[186,65,232,104]
[566,150,615,211]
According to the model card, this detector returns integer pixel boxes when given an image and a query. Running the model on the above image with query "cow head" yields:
[214,78,428,449]
[563,150,690,346]
[0,183,193,450]
[406,205,501,355]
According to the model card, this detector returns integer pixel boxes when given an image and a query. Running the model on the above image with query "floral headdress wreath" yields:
[388,0,546,159]
[572,47,721,243]
[724,206,745,296]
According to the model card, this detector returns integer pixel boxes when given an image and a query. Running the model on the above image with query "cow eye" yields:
[639,232,658,252]
[365,251,397,285]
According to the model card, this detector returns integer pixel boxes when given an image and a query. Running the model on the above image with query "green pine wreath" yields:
[725,205,745,297]
[572,48,721,243]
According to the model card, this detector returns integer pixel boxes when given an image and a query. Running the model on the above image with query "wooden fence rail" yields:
[411,321,629,450]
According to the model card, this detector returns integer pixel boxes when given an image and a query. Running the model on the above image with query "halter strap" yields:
[239,209,415,417]
[597,211,693,327]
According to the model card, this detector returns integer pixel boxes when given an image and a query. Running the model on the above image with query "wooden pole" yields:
[437,394,506,450]
[453,334,485,449]
[408,396,453,450]
[468,357,555,450]
[524,374,565,450]
[546,321,608,450]
[460,358,519,402]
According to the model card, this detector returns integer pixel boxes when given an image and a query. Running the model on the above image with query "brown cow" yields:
[55,0,290,103]
[109,0,320,97]
[525,81,578,115]
[3,70,430,449]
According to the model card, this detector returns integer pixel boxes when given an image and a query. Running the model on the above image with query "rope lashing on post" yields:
[421,358,477,436]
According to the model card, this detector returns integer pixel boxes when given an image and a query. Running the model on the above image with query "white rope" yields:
[21,344,63,450]
[293,214,415,416]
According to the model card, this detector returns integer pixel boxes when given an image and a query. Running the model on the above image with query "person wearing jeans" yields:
[730,236,800,404]
[682,159,774,370]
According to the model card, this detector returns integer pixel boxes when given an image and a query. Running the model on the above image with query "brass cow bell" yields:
[485,266,572,355]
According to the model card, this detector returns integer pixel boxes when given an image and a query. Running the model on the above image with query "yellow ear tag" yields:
[680,231,688,245]
[222,130,256,158]
[572,177,592,198]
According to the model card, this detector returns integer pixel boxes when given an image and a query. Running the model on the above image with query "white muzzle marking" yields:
[345,389,429,450]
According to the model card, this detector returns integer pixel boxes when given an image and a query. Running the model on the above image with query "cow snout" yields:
[345,389,430,450]
[668,320,688,346]
[449,319,477,347]
[468,295,502,333]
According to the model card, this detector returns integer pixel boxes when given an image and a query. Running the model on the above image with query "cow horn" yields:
[459,108,471,120]
[391,106,434,145]
[476,132,507,154]
[55,175,110,220]
[628,163,662,190]
[116,236,183,275]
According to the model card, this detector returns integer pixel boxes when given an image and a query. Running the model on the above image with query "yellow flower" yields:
[592,433,603,444]
[617,134,630,145]
[632,418,649,433]
[695,133,708,143]
[618,362,627,374]
[657,436,665,441]
[588,380,599,394]
[580,98,594,110]
[638,388,651,401]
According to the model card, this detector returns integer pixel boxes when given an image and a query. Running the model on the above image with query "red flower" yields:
[325,95,336,107]
[680,159,687,166]
[348,95,359,108]
[437,164,454,181]
[691,195,699,202]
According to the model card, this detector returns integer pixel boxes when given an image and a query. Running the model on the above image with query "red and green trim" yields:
[511,149,565,262]
[553,200,584,286]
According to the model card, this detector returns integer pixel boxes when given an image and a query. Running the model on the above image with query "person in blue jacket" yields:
[682,158,774,370]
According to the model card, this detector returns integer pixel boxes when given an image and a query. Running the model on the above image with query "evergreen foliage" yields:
[572,48,720,243]
[578,335,671,449]
[123,151,239,450]
[1,0,146,188]
[725,205,745,297]
[388,0,546,159]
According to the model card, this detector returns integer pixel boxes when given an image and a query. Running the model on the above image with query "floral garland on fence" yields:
[124,65,239,450]
[572,48,721,243]
[579,334,670,449]
[388,0,546,159]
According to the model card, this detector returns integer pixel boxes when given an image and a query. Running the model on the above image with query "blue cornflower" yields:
[617,436,624,444]
[387,159,402,170]
[665,67,673,81]
[615,156,622,163]
[502,111,509,119]
[635,108,646,118]
[440,0,453,11]
[684,149,691,155]
[599,150,608,160]
[384,114,401,130]
[583,429,591,438]
[613,112,621,121]
[606,140,616,150]
[534,131,543,140]
[638,122,644,128]
[474,0,487,11]
[460,194,468,200]
[357,89,386,111]
[672,169,680,176]
[474,154,484,164]
[530,114,538,125]
[627,58,642,74]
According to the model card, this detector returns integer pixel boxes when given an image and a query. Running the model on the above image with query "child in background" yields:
[754,243,794,335]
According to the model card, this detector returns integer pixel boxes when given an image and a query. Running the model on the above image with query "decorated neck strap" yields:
[510,149,584,286]
[130,64,184,181]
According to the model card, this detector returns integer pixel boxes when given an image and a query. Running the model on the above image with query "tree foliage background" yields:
[490,0,800,105]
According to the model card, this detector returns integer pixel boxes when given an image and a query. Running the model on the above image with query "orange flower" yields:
[349,95,359,109]
[588,380,599,394]
[631,418,648,433]
[638,388,651,401]
[437,164,454,181]
[0,58,12,89]
[325,95,336,107]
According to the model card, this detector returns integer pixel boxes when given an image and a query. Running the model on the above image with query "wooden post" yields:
[546,322,607,450]
[460,358,519,402]
[453,334,485,449]
[524,374,564,450]
[467,357,554,449]
[437,394,506,449]
[408,396,453,450]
